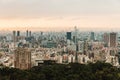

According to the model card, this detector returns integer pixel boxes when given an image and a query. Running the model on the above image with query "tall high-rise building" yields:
[13,31,16,36]
[73,36,76,43]
[67,32,72,40]
[14,47,31,69]
[17,31,20,36]
[109,32,117,47]
[13,31,16,48]
[103,33,109,47]
[74,26,78,63]
[41,32,43,35]
[29,31,31,37]
[13,31,16,41]
[90,32,95,41]
[83,40,88,55]
[26,30,28,37]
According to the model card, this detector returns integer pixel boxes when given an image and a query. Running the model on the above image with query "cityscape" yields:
[0,27,120,69]
[1,0,120,80]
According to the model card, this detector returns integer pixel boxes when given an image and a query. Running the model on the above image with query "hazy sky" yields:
[0,0,120,31]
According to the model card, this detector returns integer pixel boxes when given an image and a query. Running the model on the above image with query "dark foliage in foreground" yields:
[0,61,120,80]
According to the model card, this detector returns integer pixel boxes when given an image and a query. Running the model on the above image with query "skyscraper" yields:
[109,32,117,47]
[13,31,16,48]
[17,31,20,36]
[83,40,88,55]
[14,47,31,69]
[90,32,95,41]
[73,36,76,43]
[29,31,31,37]
[26,30,28,37]
[75,26,78,63]
[66,32,72,40]
[103,33,109,47]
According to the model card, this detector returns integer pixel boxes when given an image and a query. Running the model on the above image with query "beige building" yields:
[109,33,117,48]
[103,33,109,46]
[14,47,31,69]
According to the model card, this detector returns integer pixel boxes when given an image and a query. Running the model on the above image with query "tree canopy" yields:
[0,61,120,80]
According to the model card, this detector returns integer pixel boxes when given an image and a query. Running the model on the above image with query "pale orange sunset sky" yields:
[0,0,120,31]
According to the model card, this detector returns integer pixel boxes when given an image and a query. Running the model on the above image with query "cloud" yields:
[0,0,120,19]
[0,0,16,3]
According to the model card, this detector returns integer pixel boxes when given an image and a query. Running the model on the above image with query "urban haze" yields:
[0,0,120,80]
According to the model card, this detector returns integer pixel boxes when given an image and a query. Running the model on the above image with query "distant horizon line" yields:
[0,26,120,32]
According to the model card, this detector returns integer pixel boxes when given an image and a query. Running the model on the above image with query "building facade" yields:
[103,33,109,47]
[14,47,31,69]
[109,33,117,47]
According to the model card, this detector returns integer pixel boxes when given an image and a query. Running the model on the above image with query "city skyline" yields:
[0,0,120,31]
